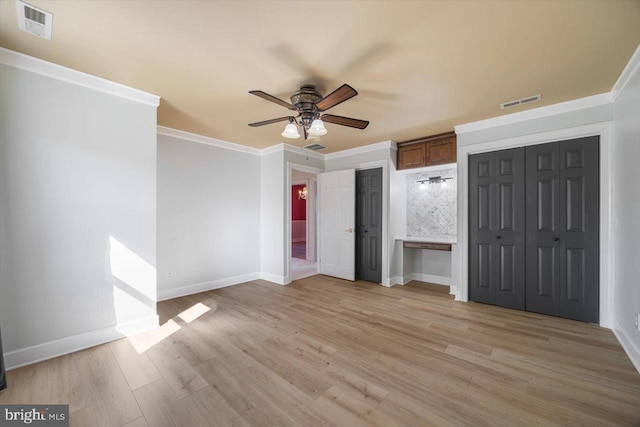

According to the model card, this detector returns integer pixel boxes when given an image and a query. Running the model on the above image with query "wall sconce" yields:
[417,176,453,189]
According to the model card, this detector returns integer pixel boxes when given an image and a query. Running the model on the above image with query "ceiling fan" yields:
[248,84,369,140]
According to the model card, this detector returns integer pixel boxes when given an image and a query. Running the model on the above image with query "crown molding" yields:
[157,127,393,161]
[260,143,325,160]
[454,92,613,135]
[281,143,325,160]
[324,140,397,160]
[611,43,640,101]
[260,143,284,156]
[157,126,261,155]
[0,48,160,107]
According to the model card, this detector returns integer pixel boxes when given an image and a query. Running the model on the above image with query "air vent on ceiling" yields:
[16,0,53,40]
[500,94,541,109]
[303,143,327,151]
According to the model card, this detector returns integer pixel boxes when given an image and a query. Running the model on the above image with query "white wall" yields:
[0,57,158,368]
[260,151,286,283]
[157,134,261,300]
[612,50,640,371]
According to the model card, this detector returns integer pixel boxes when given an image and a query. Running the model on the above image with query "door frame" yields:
[286,162,322,284]
[456,121,613,328]
[325,159,390,286]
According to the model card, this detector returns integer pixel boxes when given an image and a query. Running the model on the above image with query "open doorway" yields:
[290,168,319,281]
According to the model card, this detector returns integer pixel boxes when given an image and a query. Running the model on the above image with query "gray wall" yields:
[0,63,157,366]
[612,63,640,368]
[157,135,261,299]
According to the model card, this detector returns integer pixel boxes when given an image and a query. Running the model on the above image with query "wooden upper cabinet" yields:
[397,131,456,170]
[398,144,426,169]
[426,134,457,165]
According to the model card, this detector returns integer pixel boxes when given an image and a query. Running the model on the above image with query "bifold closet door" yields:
[469,148,525,309]
[525,136,599,323]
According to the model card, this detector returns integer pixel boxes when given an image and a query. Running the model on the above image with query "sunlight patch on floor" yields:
[127,319,180,354]
[178,302,211,323]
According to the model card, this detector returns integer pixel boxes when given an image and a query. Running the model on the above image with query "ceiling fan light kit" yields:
[281,123,300,139]
[248,84,369,143]
[308,119,327,137]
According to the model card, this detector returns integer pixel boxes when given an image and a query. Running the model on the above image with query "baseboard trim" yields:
[409,273,452,287]
[157,272,261,301]
[4,315,158,370]
[612,317,640,374]
[387,276,404,287]
[259,272,288,285]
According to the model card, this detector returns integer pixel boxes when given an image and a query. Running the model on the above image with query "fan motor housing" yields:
[291,85,321,110]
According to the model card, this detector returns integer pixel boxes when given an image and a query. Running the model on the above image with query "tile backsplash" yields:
[406,168,457,239]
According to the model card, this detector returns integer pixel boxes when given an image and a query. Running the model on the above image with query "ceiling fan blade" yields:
[316,84,358,111]
[248,116,294,127]
[249,90,296,110]
[321,114,369,130]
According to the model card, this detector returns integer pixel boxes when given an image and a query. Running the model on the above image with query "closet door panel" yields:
[558,137,599,322]
[469,152,496,304]
[526,143,561,316]
[470,148,525,309]
[494,148,525,309]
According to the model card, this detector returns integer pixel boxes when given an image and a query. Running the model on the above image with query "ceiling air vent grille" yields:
[500,94,541,109]
[303,143,327,151]
[16,1,53,40]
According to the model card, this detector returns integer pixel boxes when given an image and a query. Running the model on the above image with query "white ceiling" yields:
[1,0,639,152]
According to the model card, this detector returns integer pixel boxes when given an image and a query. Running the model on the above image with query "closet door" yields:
[526,137,599,322]
[469,148,525,309]
[469,152,497,304]
[355,168,383,283]
[494,149,526,309]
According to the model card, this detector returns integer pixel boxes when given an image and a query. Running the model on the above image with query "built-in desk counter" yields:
[392,237,457,287]
[402,241,452,251]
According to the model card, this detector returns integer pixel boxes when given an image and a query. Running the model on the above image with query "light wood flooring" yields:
[1,276,639,426]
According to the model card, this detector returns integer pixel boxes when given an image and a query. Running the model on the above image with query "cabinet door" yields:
[398,144,425,169]
[426,137,456,165]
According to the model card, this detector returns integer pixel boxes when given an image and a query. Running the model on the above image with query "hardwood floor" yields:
[1,276,639,426]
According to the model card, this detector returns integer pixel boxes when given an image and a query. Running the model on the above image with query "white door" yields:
[319,169,355,281]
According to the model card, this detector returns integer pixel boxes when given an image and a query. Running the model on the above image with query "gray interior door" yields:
[355,168,383,283]
[526,136,599,322]
[469,148,526,309]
